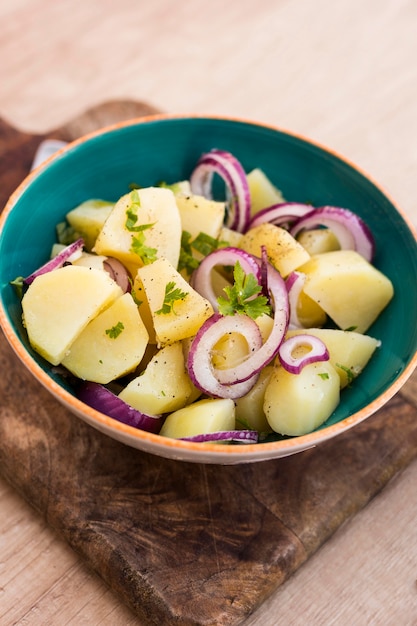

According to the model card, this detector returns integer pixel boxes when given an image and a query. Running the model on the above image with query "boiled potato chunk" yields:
[118,342,201,415]
[176,194,225,242]
[298,250,394,333]
[296,228,340,255]
[72,251,107,271]
[235,366,274,433]
[159,398,235,439]
[21,265,122,365]
[218,226,243,249]
[61,293,148,384]
[66,199,114,251]
[286,327,380,388]
[264,360,340,436]
[296,289,327,328]
[136,257,214,347]
[94,187,182,275]
[239,223,310,278]
[212,332,252,370]
[247,168,285,215]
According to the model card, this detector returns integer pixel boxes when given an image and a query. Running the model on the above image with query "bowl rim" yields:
[1,111,417,462]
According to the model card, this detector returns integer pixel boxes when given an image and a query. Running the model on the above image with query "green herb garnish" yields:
[125,191,157,265]
[217,261,271,320]
[178,231,200,274]
[178,230,228,275]
[336,362,355,385]
[155,281,188,315]
[318,372,330,380]
[105,321,125,339]
[10,276,25,299]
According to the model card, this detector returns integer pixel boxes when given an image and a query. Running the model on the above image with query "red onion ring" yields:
[190,149,251,233]
[247,202,314,231]
[180,430,259,443]
[187,313,263,399]
[278,334,329,374]
[24,238,84,284]
[290,206,375,262]
[103,256,131,294]
[191,246,261,310]
[213,262,289,385]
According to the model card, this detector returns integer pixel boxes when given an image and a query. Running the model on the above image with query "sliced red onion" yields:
[180,430,259,444]
[103,257,131,293]
[213,262,289,385]
[191,246,261,310]
[290,206,375,262]
[76,381,162,433]
[286,271,307,329]
[187,313,263,399]
[190,149,251,233]
[24,238,84,285]
[248,202,314,231]
[278,334,329,374]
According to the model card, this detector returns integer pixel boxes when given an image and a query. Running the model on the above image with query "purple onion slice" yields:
[290,206,375,262]
[278,333,330,374]
[190,149,251,233]
[76,381,162,433]
[24,238,84,285]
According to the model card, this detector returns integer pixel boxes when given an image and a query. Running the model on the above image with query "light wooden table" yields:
[1,1,417,624]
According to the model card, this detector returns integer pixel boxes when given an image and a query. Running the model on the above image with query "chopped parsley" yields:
[155,281,188,315]
[318,372,330,380]
[217,261,271,320]
[178,231,200,274]
[336,362,355,385]
[178,230,228,275]
[125,190,157,265]
[105,321,125,339]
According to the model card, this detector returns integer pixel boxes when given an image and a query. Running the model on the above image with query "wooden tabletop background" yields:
[1,0,417,624]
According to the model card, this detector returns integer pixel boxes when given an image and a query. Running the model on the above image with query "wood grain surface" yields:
[1,102,417,626]
[1,1,417,624]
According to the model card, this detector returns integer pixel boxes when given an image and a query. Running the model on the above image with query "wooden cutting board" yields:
[1,101,417,626]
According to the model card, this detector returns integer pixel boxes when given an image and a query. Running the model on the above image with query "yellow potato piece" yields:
[136,257,214,347]
[94,187,182,275]
[66,199,114,251]
[159,398,235,439]
[298,250,394,333]
[264,360,340,436]
[235,366,274,433]
[286,327,380,388]
[239,222,310,278]
[118,342,201,415]
[22,265,122,365]
[247,168,285,215]
[296,228,340,255]
[62,293,149,384]
[176,193,225,241]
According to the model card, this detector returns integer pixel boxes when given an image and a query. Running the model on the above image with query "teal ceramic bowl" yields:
[1,114,417,463]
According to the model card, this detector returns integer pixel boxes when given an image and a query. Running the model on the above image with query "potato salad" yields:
[16,149,394,444]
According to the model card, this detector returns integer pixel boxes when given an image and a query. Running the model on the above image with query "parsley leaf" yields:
[155,281,188,315]
[178,230,228,275]
[192,232,227,257]
[125,191,157,265]
[105,321,125,339]
[217,261,271,320]
[178,231,200,274]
